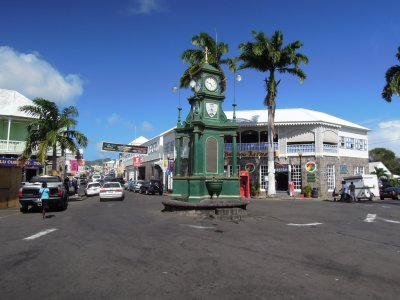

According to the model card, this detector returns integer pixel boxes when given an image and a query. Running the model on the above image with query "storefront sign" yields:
[307,173,316,182]
[224,151,268,157]
[245,163,255,173]
[305,161,317,173]
[275,164,288,173]
[102,142,148,154]
[133,157,142,167]
[70,160,78,172]
[0,158,42,168]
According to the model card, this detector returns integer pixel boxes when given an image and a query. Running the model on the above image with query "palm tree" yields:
[19,98,88,175]
[180,32,229,90]
[382,47,400,102]
[371,167,389,179]
[238,30,308,195]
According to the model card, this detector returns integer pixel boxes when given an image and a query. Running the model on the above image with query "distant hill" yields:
[85,158,112,167]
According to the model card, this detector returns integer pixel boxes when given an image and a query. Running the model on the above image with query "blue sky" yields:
[1,0,399,160]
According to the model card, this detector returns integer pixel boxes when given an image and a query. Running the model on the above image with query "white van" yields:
[343,174,380,201]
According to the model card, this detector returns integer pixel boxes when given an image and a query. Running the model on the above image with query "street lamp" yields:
[172,85,181,124]
[233,73,242,119]
[298,152,303,190]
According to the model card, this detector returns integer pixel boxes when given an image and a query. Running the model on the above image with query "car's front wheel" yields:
[20,204,28,213]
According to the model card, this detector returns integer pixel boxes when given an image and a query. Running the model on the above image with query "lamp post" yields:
[298,152,303,190]
[233,73,242,119]
[172,85,181,124]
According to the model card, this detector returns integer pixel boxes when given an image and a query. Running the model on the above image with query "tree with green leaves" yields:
[238,30,308,195]
[19,98,88,174]
[180,32,229,90]
[382,47,400,102]
[371,167,389,178]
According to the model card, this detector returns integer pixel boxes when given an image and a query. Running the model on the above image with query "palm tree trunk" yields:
[52,146,58,175]
[267,109,276,195]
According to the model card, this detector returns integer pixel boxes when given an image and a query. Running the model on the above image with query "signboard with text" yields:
[102,142,147,154]
[133,157,142,167]
[0,158,42,168]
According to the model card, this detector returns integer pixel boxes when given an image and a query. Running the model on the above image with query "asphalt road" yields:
[1,191,400,300]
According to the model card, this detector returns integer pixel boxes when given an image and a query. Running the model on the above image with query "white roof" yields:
[369,162,392,175]
[225,108,369,131]
[0,89,37,119]
[129,136,149,145]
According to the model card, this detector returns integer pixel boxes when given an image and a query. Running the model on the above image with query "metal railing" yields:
[225,142,278,152]
[286,143,315,153]
[323,144,338,153]
[0,140,26,153]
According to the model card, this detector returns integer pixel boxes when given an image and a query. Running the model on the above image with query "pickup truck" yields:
[19,175,69,213]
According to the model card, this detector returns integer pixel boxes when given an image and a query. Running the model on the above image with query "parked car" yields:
[19,175,68,213]
[133,180,144,192]
[92,174,101,182]
[85,182,101,196]
[380,187,400,200]
[79,177,87,186]
[139,179,163,195]
[99,182,124,201]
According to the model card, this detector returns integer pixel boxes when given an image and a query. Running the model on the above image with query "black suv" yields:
[139,179,163,195]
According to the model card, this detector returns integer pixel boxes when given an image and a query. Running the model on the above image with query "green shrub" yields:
[302,185,312,195]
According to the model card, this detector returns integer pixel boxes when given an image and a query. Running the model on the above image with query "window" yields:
[355,139,360,150]
[339,136,345,148]
[261,165,268,190]
[291,165,301,190]
[346,137,354,149]
[226,165,240,177]
[327,164,335,191]
[354,166,365,175]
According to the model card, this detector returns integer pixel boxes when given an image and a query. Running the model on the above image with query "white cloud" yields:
[0,46,83,105]
[141,121,154,131]
[104,113,153,133]
[107,113,119,126]
[128,0,166,15]
[368,120,400,156]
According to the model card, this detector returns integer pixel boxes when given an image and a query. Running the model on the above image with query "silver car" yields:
[133,180,144,193]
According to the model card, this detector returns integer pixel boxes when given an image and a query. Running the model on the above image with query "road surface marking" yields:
[378,217,400,224]
[23,228,58,240]
[364,214,376,222]
[180,224,215,229]
[287,223,323,227]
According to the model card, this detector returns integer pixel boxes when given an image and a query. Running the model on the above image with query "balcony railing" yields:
[0,140,26,153]
[323,144,338,153]
[287,143,315,153]
[225,142,278,152]
[287,143,338,154]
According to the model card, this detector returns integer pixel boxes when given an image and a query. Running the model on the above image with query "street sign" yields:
[101,142,147,154]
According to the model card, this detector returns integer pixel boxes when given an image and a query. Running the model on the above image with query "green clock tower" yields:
[171,56,241,203]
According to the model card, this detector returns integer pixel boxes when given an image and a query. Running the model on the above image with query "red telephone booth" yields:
[239,171,250,199]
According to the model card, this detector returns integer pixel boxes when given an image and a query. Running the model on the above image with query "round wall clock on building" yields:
[205,77,218,91]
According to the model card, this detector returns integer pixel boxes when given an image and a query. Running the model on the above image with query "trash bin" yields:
[312,188,318,198]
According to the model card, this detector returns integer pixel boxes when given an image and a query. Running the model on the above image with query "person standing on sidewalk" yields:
[39,182,50,219]
[349,181,356,202]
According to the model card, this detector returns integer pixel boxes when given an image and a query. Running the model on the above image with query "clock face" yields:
[205,77,217,91]
[195,79,201,92]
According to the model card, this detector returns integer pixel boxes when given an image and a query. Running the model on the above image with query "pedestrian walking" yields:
[39,182,50,219]
[349,181,356,202]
